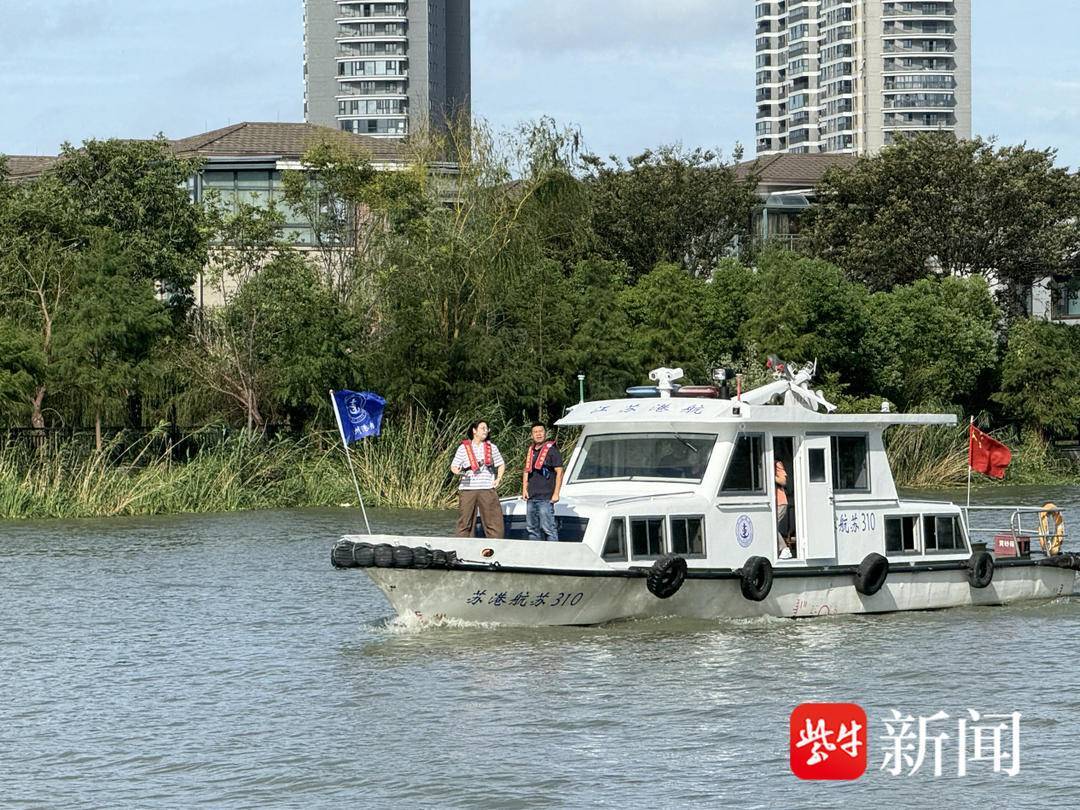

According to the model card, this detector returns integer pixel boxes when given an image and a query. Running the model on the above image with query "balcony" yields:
[883,111,956,128]
[884,75,956,90]
[884,21,956,36]
[337,2,407,19]
[884,57,956,72]
[883,3,955,18]
[883,40,956,53]
[883,93,956,109]
[337,43,408,57]
[336,84,408,97]
[788,6,811,24]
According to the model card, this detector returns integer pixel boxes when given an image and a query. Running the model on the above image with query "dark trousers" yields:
[456,489,504,538]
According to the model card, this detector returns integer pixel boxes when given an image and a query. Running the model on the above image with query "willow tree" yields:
[279,137,425,311]
[368,118,592,420]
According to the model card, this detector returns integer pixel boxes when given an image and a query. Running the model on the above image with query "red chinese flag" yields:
[969,424,1012,479]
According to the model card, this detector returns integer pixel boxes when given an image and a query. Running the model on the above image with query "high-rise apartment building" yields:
[304,1,471,138]
[754,0,971,155]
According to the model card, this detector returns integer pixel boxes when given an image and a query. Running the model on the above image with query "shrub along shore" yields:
[1,416,1076,521]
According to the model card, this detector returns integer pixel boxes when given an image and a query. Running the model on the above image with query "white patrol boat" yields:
[331,360,1078,626]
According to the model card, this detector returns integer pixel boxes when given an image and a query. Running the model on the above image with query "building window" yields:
[831,435,869,492]
[1052,278,1080,318]
[630,517,665,559]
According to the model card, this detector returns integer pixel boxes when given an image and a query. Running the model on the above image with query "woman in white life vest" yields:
[450,420,506,538]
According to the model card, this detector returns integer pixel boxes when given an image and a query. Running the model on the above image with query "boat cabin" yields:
[509,365,965,571]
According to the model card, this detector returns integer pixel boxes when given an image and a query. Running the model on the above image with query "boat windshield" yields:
[571,432,717,483]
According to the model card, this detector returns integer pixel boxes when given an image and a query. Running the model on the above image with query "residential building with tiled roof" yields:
[736,152,857,251]
[3,155,60,182]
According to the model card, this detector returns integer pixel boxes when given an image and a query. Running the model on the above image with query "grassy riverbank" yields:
[0,415,546,520]
[1,417,1076,520]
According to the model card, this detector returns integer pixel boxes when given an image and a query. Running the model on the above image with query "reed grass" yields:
[886,423,1080,490]
[15,409,1065,520]
[0,412,579,520]
[886,424,970,489]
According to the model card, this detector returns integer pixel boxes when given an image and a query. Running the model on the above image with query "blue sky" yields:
[1,0,1078,167]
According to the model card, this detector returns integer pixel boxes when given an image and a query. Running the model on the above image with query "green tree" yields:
[51,237,171,449]
[583,145,759,280]
[48,138,207,316]
[619,263,711,382]
[369,118,588,419]
[701,258,761,366]
[0,175,80,427]
[224,254,363,428]
[0,318,43,422]
[280,137,424,308]
[804,134,1080,301]
[567,258,637,401]
[741,251,868,388]
[994,319,1080,440]
[863,276,999,408]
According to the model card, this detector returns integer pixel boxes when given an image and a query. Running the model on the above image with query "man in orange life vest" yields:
[450,420,506,538]
[521,422,564,541]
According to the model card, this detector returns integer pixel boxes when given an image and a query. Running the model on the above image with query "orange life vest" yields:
[462,440,493,473]
[525,441,555,472]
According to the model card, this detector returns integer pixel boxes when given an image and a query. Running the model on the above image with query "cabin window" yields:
[671,516,705,556]
[720,434,766,493]
[924,515,965,551]
[572,433,716,482]
[885,515,917,554]
[808,448,827,482]
[831,435,870,491]
[630,517,665,558]
[602,518,628,561]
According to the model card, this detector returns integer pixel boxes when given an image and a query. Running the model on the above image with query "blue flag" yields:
[332,390,386,445]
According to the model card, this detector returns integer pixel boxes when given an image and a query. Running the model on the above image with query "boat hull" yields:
[363,564,1078,627]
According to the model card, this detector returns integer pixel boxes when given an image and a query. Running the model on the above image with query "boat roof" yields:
[556,398,957,429]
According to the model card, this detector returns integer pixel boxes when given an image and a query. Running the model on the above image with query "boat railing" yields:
[961,504,1064,556]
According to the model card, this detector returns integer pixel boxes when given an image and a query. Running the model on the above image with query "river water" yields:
[2,486,1080,808]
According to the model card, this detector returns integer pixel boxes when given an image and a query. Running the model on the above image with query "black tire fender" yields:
[854,553,889,596]
[412,547,433,569]
[391,546,415,568]
[373,543,395,568]
[331,541,356,569]
[351,542,375,567]
[967,550,994,589]
[646,554,688,599]
[739,556,774,602]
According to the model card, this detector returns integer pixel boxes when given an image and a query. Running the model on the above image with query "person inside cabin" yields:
[776,459,794,559]
[521,422,564,541]
[450,421,506,538]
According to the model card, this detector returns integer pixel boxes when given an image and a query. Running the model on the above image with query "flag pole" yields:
[330,389,372,535]
[965,415,974,521]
